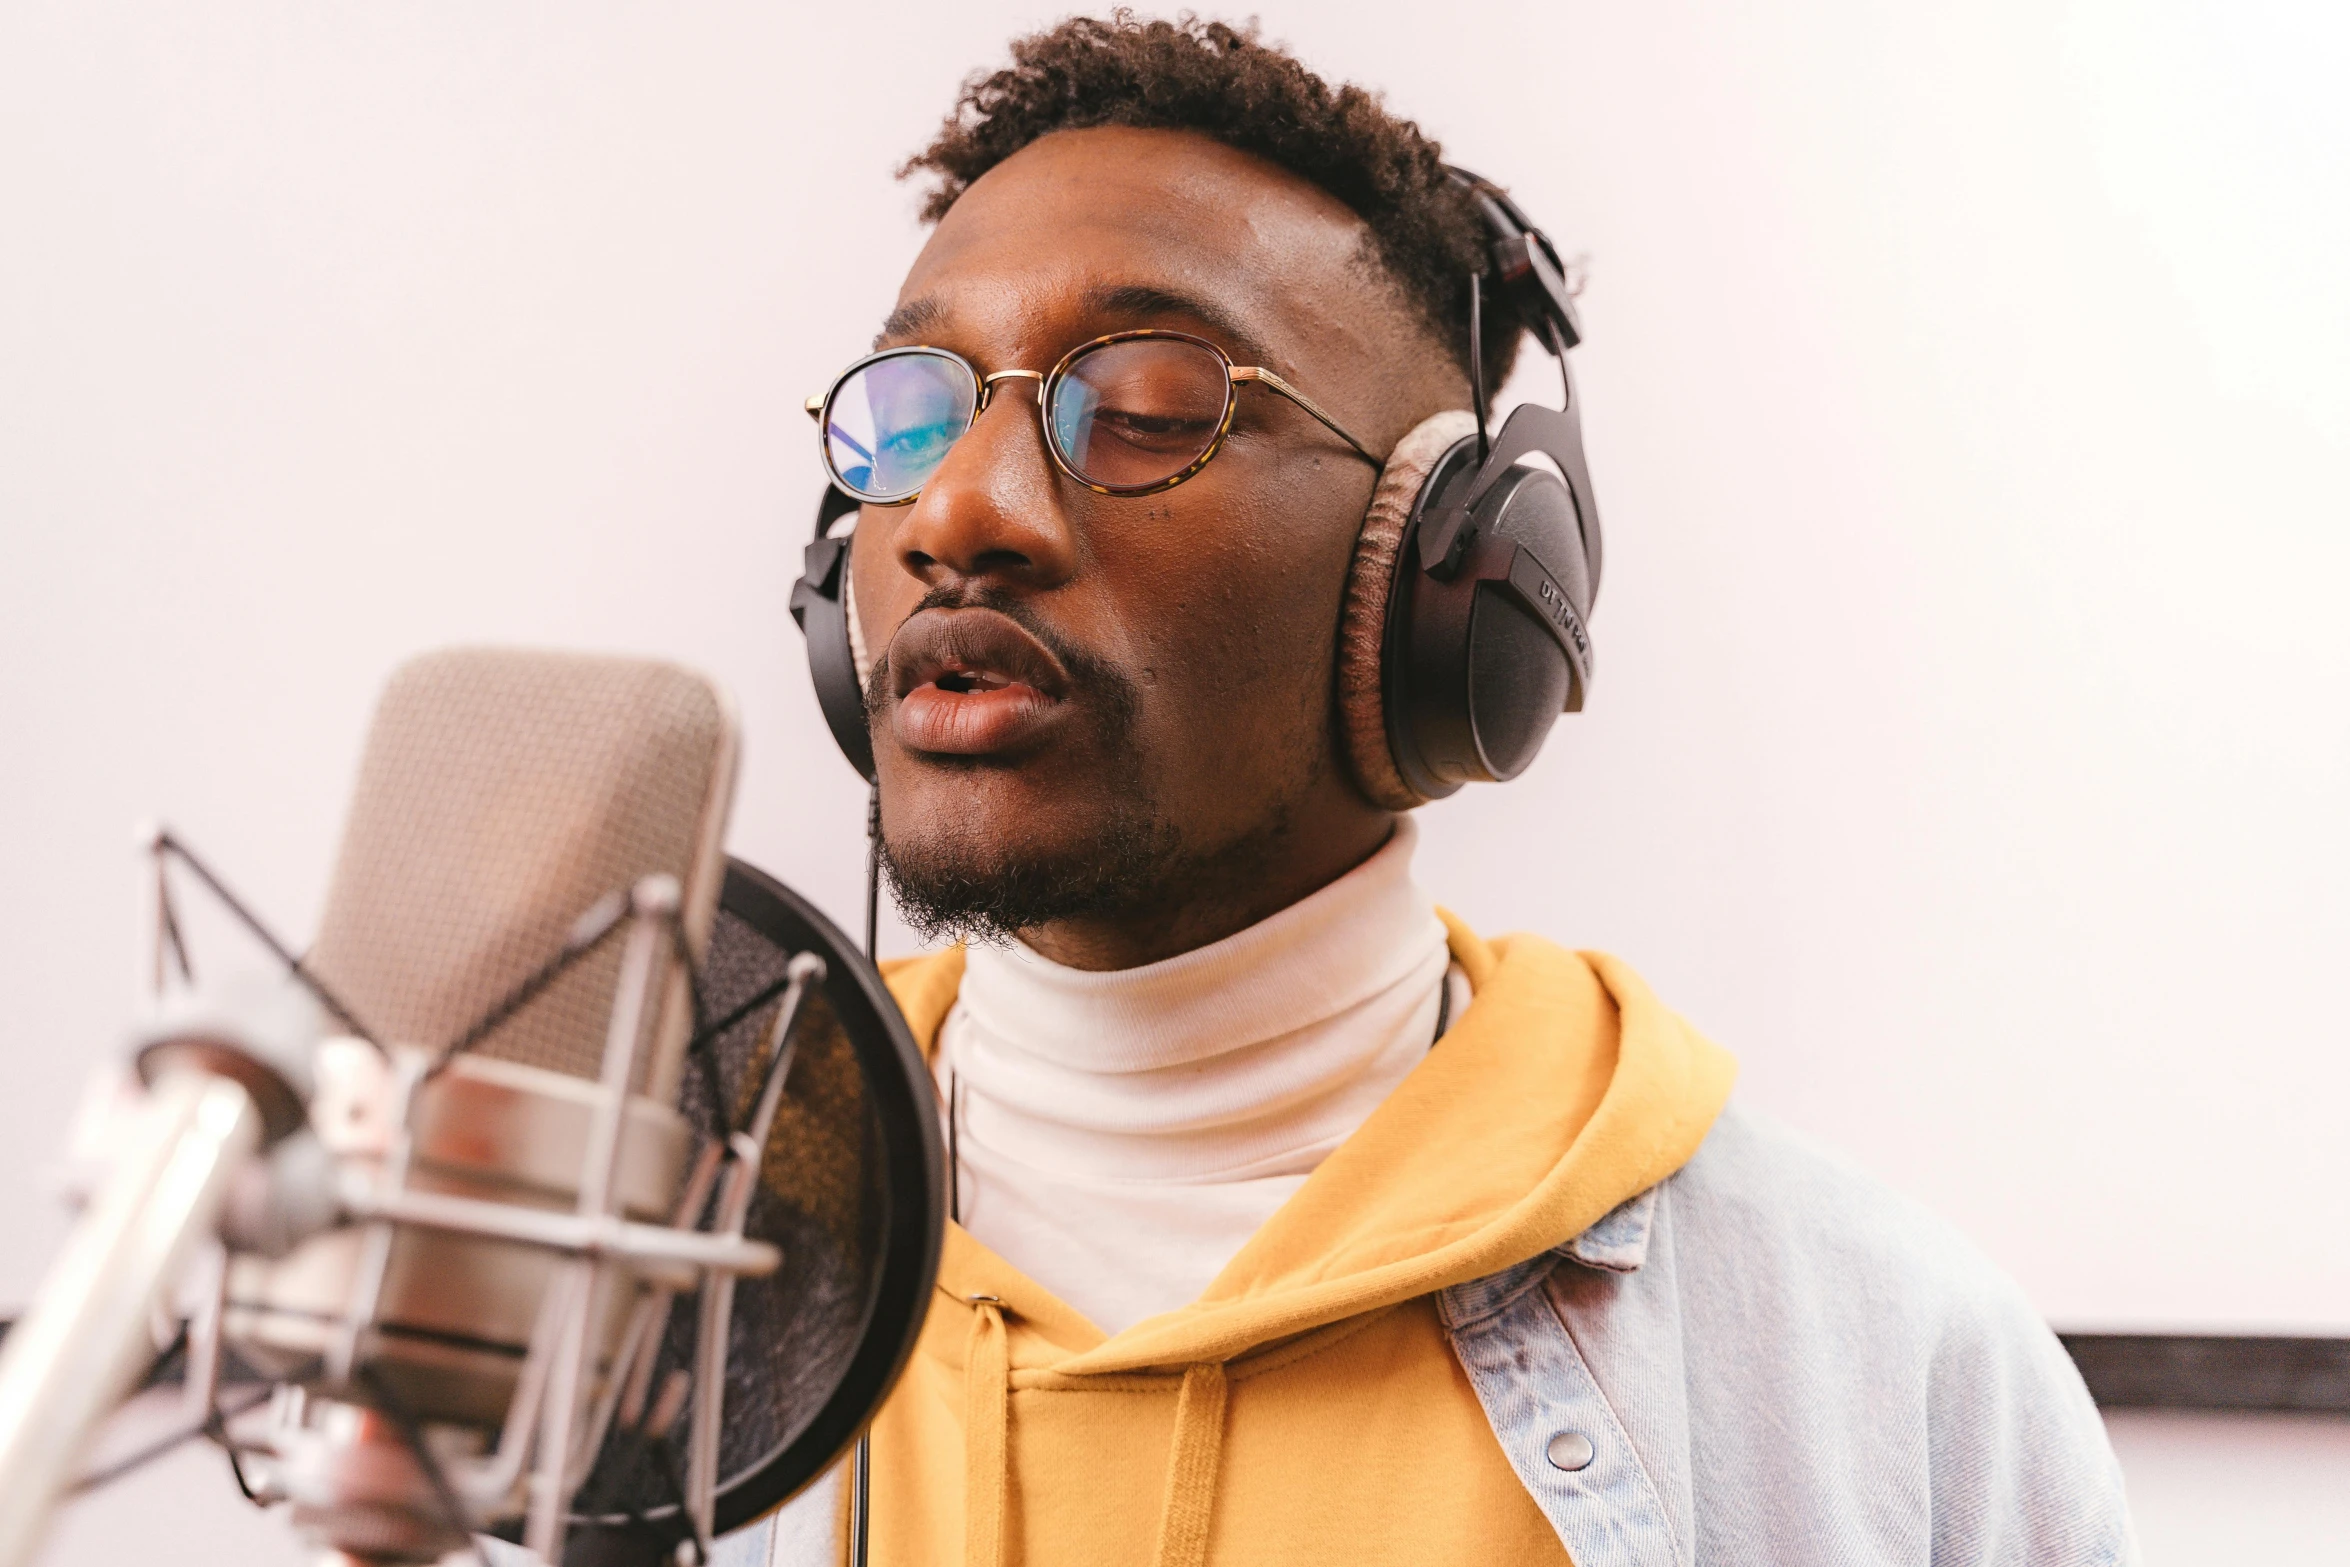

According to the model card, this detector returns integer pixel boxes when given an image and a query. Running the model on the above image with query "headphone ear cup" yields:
[1336,410,1480,811]
[789,488,878,782]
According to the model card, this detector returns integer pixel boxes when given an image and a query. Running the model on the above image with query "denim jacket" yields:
[706,1102,2137,1566]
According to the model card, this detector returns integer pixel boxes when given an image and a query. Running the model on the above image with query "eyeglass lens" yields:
[1049,337,1232,491]
[824,350,978,503]
[823,337,1235,502]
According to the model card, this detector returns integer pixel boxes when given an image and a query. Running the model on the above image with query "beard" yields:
[866,588,1298,950]
[883,803,1185,947]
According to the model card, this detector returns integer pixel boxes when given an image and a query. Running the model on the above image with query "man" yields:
[748,15,2133,1566]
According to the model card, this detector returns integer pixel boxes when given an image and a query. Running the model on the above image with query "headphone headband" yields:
[1420,167,1602,609]
[1445,166,1582,354]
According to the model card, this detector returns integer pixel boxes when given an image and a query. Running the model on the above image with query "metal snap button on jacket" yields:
[1545,1431,1596,1472]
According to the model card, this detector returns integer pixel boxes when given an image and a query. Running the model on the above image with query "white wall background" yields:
[2,2,2343,1561]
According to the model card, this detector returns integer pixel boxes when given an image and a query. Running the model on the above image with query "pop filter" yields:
[554,856,943,1561]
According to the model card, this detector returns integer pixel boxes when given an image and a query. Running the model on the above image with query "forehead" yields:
[890,126,1398,365]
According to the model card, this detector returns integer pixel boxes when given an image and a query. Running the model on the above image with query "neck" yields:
[1019,794,1396,971]
[939,813,1450,1330]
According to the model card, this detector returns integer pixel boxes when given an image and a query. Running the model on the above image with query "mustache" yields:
[862,584,1142,731]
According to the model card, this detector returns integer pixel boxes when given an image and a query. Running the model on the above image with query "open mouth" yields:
[932,667,1015,696]
[887,608,1072,757]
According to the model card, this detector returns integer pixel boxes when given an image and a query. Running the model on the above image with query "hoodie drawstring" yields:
[1148,1362,1229,1567]
[964,1297,1010,1567]
[962,1302,1228,1567]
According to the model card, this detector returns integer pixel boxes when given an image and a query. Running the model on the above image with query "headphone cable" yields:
[1467,272,1492,468]
[850,781,881,1567]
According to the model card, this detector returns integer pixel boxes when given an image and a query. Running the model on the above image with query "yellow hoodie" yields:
[863,913,1736,1567]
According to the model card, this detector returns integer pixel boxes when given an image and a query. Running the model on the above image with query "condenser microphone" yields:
[0,646,943,1567]
[0,648,746,1566]
[222,647,744,1564]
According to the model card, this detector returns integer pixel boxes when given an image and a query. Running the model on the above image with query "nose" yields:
[887,380,1080,592]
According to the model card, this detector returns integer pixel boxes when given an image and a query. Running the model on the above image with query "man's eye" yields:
[1094,408,1217,448]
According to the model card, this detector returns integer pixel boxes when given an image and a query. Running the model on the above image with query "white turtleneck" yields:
[933,818,1463,1335]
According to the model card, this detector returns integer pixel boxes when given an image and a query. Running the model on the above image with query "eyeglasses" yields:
[805,329,1379,505]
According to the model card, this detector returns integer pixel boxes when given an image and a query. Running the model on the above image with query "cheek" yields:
[1094,466,1371,725]
[847,517,920,658]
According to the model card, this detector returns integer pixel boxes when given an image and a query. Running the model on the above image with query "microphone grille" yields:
[307,648,737,1096]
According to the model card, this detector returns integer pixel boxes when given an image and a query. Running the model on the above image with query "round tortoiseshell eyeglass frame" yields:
[804,328,1381,505]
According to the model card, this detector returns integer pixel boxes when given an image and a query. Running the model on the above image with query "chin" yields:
[877,760,1178,943]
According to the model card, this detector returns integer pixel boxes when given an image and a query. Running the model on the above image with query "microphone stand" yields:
[0,1067,265,1567]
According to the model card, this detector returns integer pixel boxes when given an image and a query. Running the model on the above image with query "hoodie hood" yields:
[886,912,1737,1374]
[871,915,1737,1567]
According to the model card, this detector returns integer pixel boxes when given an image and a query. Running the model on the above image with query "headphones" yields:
[788,166,1600,810]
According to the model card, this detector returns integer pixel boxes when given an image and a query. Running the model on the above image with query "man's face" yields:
[852,127,1456,967]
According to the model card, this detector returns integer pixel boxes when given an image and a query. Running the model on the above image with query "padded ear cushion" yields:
[843,558,873,692]
[1335,409,1479,811]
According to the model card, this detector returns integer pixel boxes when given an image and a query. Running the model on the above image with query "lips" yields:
[887,607,1072,756]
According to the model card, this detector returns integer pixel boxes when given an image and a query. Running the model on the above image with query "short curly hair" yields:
[901,12,1524,386]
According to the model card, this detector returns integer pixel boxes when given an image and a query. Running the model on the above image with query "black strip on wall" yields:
[2059,1334,2350,1413]
[6,1320,2344,1413]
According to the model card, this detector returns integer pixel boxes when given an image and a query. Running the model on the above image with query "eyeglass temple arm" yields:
[1232,368,1381,465]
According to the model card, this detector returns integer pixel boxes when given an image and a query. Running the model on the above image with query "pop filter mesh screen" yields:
[676,894,878,1474]
[567,861,943,1546]
[307,648,732,1095]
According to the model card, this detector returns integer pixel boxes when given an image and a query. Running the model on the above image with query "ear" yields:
[1334,410,1479,810]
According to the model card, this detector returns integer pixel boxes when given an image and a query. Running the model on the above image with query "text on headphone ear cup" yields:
[1388,463,1590,797]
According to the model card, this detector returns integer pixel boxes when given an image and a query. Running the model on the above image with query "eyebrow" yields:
[1080,284,1267,360]
[873,296,943,349]
[871,283,1272,364]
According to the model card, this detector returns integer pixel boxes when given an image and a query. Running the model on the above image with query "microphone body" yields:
[232,649,742,1564]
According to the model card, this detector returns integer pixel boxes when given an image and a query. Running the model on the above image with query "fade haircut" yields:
[900,11,1527,386]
